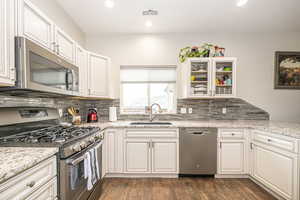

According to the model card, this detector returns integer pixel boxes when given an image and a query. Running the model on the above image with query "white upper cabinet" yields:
[76,45,88,96]
[0,0,15,86]
[212,57,237,97]
[87,52,111,98]
[18,0,54,50]
[181,57,237,98]
[54,27,76,64]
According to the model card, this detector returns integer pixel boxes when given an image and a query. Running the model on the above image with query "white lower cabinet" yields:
[250,137,299,200]
[105,128,179,176]
[106,129,124,173]
[124,139,151,173]
[152,140,178,173]
[217,128,247,175]
[218,141,246,174]
[0,156,57,200]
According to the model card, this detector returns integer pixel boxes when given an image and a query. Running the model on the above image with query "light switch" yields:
[180,108,187,114]
[188,108,193,114]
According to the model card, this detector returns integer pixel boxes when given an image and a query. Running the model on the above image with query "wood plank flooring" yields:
[98,177,276,200]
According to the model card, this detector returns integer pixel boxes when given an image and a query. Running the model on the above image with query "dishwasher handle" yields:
[190,131,206,135]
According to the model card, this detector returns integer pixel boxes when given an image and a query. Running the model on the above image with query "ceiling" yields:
[56,0,300,35]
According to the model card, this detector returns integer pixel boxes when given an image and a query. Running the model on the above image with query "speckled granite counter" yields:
[82,120,300,139]
[0,147,58,184]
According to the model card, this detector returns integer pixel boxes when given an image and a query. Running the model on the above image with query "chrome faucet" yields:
[147,103,162,122]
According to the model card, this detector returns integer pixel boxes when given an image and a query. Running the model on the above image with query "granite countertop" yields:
[0,147,58,184]
[82,120,300,139]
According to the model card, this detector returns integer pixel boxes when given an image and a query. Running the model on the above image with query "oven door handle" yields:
[68,154,87,166]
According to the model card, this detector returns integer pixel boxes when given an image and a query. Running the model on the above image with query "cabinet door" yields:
[152,140,178,173]
[87,53,110,98]
[251,144,298,200]
[124,139,151,173]
[106,129,123,173]
[0,0,15,86]
[212,57,237,97]
[54,27,76,63]
[18,0,54,50]
[187,58,212,98]
[76,45,88,96]
[218,141,245,174]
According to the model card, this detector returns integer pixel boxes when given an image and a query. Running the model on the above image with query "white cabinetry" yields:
[124,139,151,173]
[76,45,88,96]
[250,130,299,200]
[181,57,237,98]
[152,140,178,173]
[17,0,54,50]
[87,52,111,98]
[0,0,15,86]
[0,156,57,200]
[54,27,76,63]
[106,129,124,173]
[218,129,247,175]
[124,128,179,175]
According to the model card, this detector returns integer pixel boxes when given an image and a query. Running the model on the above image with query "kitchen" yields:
[0,0,300,200]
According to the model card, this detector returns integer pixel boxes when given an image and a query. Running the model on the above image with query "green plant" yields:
[179,43,216,63]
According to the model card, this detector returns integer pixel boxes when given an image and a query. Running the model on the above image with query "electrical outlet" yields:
[222,107,227,114]
[188,108,193,114]
[180,108,187,114]
[58,108,63,117]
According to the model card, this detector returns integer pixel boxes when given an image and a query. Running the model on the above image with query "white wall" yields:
[30,0,86,46]
[86,33,300,122]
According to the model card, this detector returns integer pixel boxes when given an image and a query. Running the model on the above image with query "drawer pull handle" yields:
[26,181,36,188]
[231,133,235,136]
[267,139,272,142]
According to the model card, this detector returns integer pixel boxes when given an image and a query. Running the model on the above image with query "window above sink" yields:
[120,66,177,115]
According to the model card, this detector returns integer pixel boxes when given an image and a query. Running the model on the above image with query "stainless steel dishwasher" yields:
[179,127,217,175]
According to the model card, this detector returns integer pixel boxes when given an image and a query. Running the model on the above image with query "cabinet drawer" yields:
[125,129,178,139]
[0,156,57,200]
[219,129,245,140]
[26,177,57,200]
[252,130,298,153]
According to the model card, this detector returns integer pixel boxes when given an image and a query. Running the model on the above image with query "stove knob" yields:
[89,137,95,143]
[72,144,81,152]
[80,142,87,148]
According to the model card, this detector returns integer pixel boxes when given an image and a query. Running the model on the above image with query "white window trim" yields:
[120,65,177,115]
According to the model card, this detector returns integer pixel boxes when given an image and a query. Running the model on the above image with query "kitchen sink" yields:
[130,122,173,126]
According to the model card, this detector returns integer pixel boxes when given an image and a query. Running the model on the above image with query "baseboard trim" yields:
[105,173,178,178]
[215,174,249,178]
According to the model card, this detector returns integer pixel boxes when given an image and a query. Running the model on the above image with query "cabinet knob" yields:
[26,181,36,188]
[267,139,272,142]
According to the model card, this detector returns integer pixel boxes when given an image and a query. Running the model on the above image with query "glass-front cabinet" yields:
[182,57,236,98]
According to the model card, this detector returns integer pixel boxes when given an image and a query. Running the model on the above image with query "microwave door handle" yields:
[65,70,69,90]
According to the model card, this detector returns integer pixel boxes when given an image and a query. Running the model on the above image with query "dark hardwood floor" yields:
[98,177,276,200]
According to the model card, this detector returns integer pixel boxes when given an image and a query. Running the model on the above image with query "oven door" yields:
[16,37,79,95]
[60,141,103,200]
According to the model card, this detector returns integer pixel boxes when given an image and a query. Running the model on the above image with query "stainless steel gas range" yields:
[0,107,103,200]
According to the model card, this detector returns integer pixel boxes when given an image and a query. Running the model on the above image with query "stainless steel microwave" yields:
[1,37,79,96]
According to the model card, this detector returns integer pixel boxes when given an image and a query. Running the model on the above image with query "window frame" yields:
[120,65,177,115]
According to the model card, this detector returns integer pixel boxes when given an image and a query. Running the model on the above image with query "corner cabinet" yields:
[76,45,88,96]
[250,130,299,200]
[87,52,111,98]
[0,0,15,86]
[181,57,237,98]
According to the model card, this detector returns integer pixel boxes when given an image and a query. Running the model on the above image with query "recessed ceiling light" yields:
[236,0,248,7]
[105,0,115,8]
[145,20,153,27]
